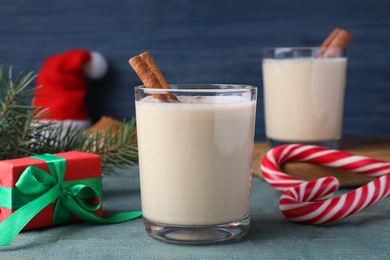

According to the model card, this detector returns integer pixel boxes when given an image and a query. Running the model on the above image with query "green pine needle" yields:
[0,66,138,174]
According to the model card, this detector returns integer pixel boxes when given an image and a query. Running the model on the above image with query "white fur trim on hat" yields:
[84,51,109,79]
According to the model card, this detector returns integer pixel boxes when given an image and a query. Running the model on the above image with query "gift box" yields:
[0,151,103,230]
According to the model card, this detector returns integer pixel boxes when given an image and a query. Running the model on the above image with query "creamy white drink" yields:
[262,57,347,143]
[136,95,256,226]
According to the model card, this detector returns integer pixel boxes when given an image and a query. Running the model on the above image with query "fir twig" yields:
[82,118,138,173]
[0,66,138,174]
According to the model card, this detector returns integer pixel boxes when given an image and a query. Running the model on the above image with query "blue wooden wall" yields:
[1,0,389,142]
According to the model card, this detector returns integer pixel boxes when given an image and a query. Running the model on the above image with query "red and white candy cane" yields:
[261,144,390,224]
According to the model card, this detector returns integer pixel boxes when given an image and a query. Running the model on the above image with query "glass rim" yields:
[262,46,347,59]
[134,84,257,93]
[263,46,346,51]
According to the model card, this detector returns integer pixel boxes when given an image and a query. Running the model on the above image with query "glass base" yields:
[144,215,250,244]
[267,138,340,149]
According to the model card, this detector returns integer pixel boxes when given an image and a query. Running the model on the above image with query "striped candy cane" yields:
[261,144,390,224]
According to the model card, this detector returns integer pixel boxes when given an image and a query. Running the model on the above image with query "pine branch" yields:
[0,66,40,159]
[81,118,138,173]
[0,66,139,174]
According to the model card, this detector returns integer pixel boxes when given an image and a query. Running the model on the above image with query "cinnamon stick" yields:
[316,27,352,58]
[86,115,133,152]
[129,52,178,102]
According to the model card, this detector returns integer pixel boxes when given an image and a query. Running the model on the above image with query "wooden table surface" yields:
[2,167,390,259]
[252,139,390,187]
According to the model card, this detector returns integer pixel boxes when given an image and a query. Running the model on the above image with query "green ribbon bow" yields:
[0,154,142,246]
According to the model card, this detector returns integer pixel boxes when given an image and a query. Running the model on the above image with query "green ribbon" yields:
[0,154,142,246]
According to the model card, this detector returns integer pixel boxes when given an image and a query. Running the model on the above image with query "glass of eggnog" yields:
[135,84,257,244]
[262,47,347,149]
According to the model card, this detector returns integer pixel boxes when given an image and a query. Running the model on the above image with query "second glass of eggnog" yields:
[262,47,347,149]
[135,84,257,244]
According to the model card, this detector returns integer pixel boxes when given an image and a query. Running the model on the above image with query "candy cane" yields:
[261,144,390,224]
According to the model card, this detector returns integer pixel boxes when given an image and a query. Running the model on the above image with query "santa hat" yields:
[33,49,108,129]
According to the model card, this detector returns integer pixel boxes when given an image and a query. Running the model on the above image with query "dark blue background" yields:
[1,0,389,142]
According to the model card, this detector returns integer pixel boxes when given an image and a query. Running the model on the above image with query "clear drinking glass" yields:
[135,84,257,244]
[262,47,347,149]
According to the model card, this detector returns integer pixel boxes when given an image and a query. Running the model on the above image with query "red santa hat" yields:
[33,49,108,129]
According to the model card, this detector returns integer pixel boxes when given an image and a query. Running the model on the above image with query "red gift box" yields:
[0,151,103,230]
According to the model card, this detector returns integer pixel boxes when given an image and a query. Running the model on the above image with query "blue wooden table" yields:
[1,167,389,259]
